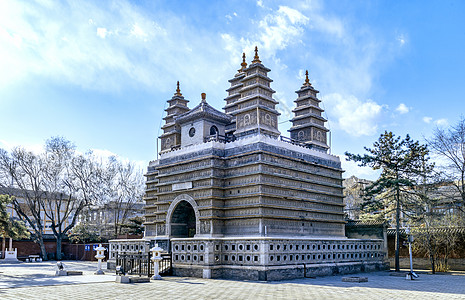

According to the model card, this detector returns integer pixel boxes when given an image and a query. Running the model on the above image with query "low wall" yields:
[171,237,387,280]
[389,257,465,271]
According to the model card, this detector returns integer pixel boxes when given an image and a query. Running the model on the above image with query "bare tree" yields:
[0,137,97,260]
[99,157,144,237]
[0,147,49,259]
[40,137,92,260]
[428,117,465,211]
[0,137,144,258]
[76,155,144,239]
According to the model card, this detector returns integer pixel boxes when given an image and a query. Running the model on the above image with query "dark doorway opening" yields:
[170,201,196,238]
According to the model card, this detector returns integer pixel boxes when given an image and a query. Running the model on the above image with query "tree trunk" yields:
[427,232,436,274]
[430,253,436,274]
[36,235,48,261]
[395,180,401,272]
[56,234,63,260]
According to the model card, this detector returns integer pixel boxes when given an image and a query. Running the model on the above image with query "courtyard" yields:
[0,261,465,299]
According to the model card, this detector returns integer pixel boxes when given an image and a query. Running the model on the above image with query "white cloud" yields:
[220,5,317,78]
[310,14,344,38]
[323,93,383,136]
[91,148,146,171]
[257,6,309,55]
[130,23,148,40]
[0,140,44,154]
[422,117,448,126]
[423,116,432,123]
[0,1,231,95]
[90,148,118,160]
[396,103,409,114]
[96,27,108,39]
[225,12,238,21]
[396,33,407,46]
[434,118,448,126]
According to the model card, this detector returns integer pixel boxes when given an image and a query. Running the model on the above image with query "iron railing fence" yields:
[116,253,172,277]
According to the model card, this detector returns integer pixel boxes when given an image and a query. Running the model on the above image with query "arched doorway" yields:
[210,125,218,136]
[170,200,196,238]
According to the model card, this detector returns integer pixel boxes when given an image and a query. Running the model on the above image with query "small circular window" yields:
[189,127,196,137]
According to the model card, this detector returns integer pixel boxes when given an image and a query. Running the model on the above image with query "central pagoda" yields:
[137,47,387,280]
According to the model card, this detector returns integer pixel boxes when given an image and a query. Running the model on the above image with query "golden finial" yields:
[239,52,247,72]
[174,81,182,96]
[303,70,312,87]
[201,92,206,103]
[252,46,261,64]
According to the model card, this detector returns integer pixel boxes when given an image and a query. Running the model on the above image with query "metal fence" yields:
[116,253,172,277]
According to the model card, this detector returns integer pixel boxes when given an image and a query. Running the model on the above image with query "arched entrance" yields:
[170,200,196,238]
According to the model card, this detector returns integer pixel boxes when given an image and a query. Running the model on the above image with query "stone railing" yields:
[108,239,151,261]
[171,237,385,267]
[204,134,234,144]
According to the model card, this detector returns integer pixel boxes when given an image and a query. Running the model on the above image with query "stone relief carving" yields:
[200,221,211,234]
[157,224,166,236]
[244,114,251,126]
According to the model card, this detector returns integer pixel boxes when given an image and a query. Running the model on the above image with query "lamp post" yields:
[405,227,418,280]
[95,244,106,275]
[150,244,163,280]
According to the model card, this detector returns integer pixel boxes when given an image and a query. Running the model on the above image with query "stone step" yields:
[342,277,368,282]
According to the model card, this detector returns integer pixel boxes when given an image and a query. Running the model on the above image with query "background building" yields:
[76,200,145,238]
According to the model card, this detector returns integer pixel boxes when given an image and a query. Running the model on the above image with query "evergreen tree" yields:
[346,131,432,272]
[0,195,29,241]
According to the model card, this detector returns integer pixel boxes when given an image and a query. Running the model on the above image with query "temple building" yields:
[113,47,387,280]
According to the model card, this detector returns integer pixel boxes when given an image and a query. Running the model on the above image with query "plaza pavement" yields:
[1,261,465,299]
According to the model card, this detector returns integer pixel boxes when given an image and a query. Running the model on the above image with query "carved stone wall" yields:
[145,139,346,240]
[171,237,385,267]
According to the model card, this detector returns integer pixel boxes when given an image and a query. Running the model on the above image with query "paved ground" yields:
[1,261,465,299]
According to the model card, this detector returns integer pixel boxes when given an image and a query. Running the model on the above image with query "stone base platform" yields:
[342,276,368,282]
[115,276,151,284]
[170,237,388,281]
[55,270,83,276]
[173,261,390,281]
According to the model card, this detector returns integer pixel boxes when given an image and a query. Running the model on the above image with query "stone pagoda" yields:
[289,70,329,152]
[138,48,387,280]
[159,81,190,153]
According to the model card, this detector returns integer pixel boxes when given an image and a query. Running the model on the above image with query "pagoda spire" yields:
[303,70,312,87]
[252,46,261,64]
[175,81,182,96]
[238,53,247,72]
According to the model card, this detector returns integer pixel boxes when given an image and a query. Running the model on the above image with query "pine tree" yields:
[346,131,432,272]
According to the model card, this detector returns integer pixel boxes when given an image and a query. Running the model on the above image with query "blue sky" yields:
[1,0,464,179]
